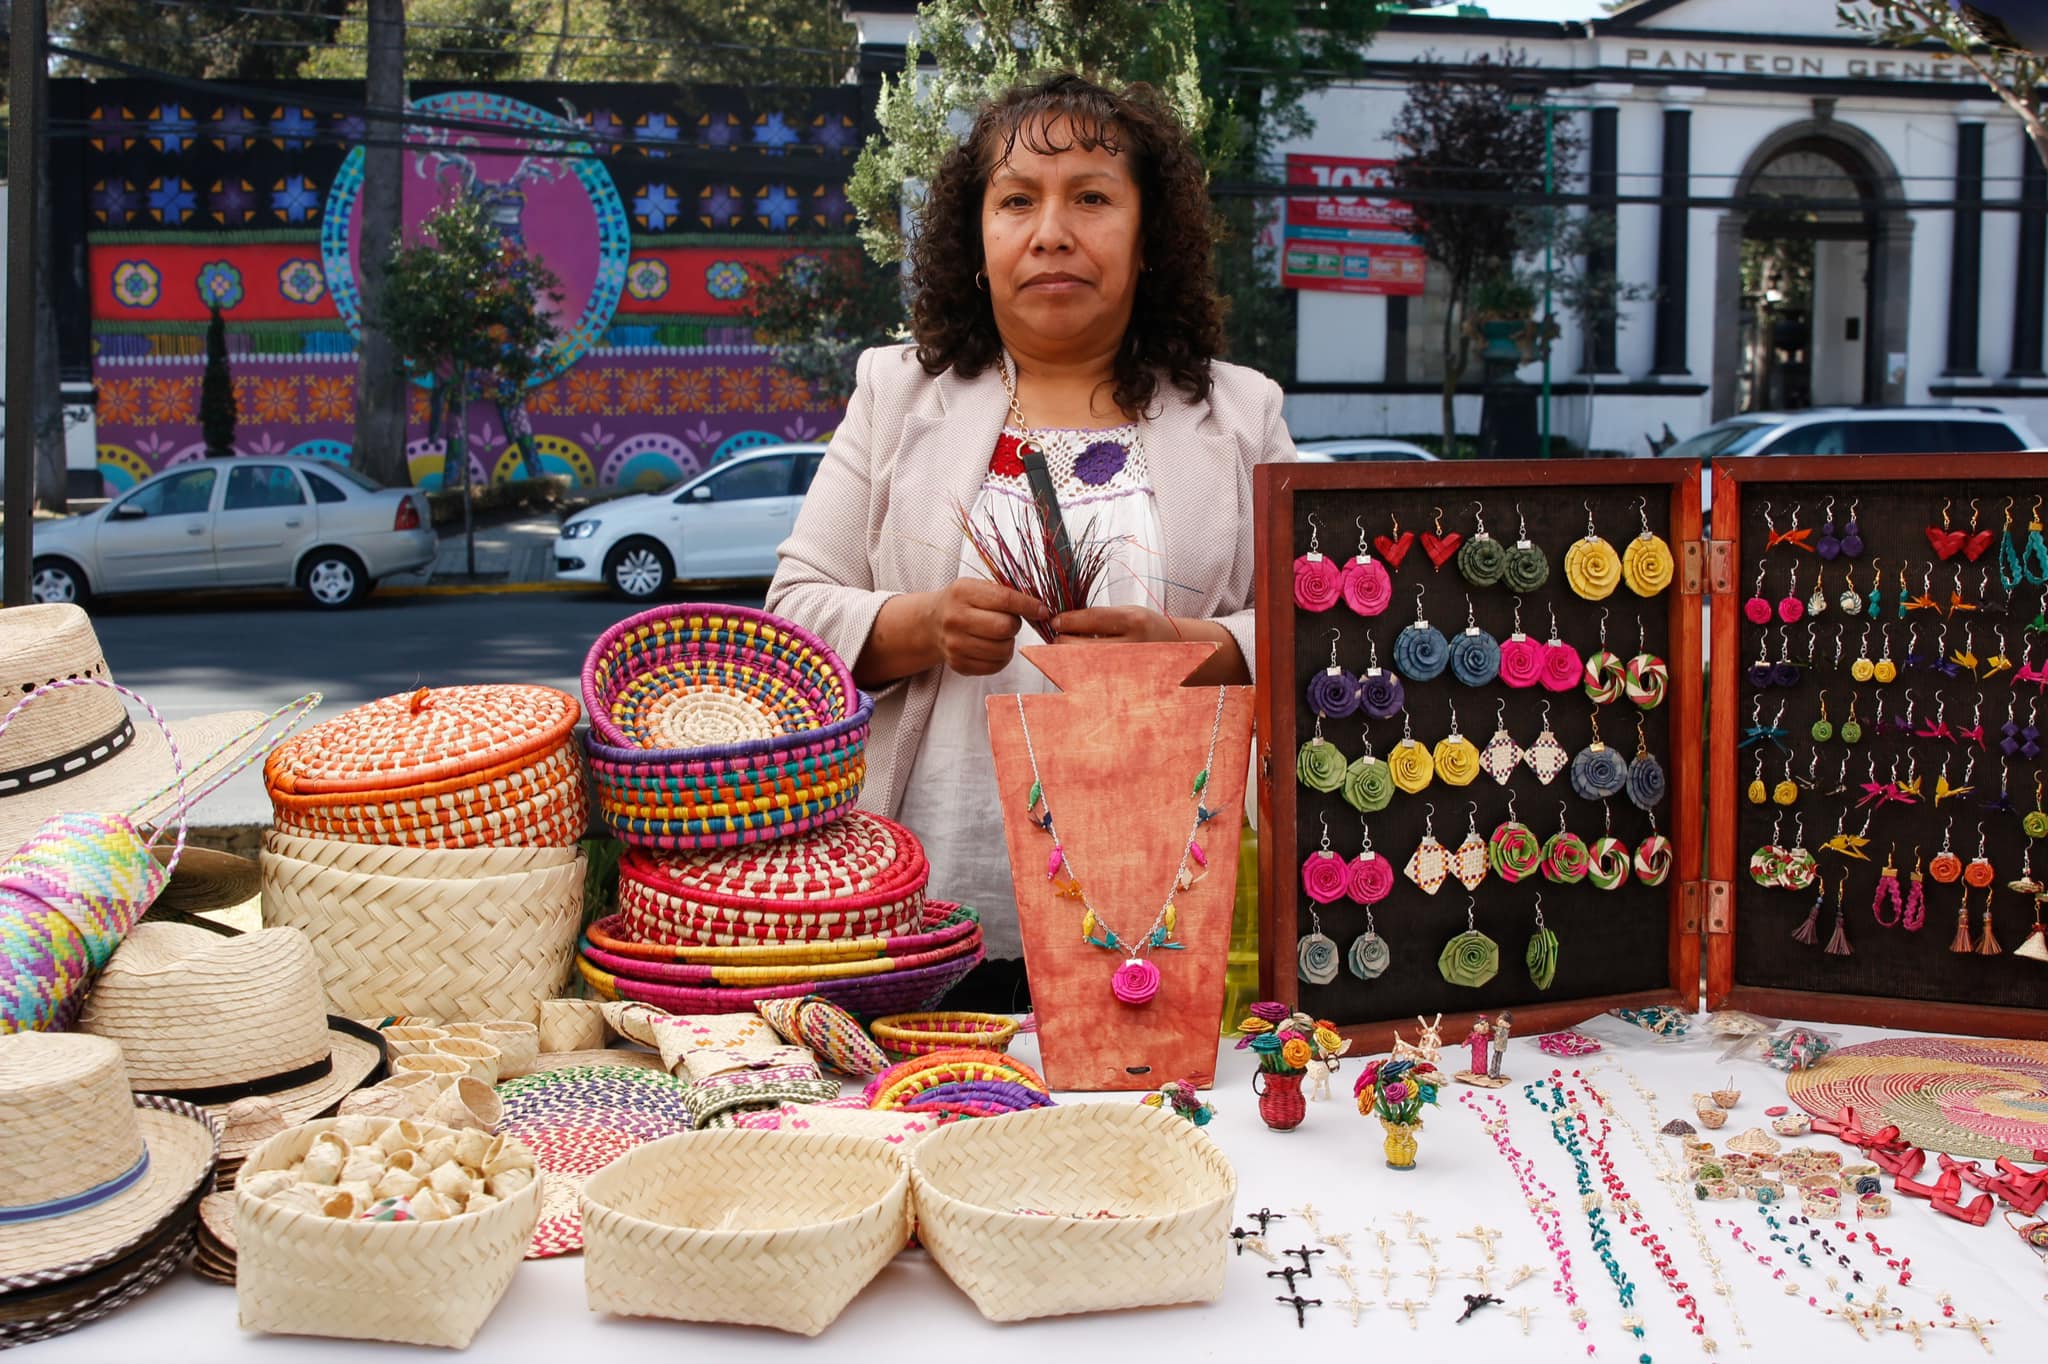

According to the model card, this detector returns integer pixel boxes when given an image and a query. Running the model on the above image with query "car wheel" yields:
[30,557,90,606]
[300,549,369,609]
[604,537,673,601]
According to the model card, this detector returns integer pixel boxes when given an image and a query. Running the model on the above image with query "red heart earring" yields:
[1373,511,1415,569]
[1420,505,1463,569]
[1927,499,1966,560]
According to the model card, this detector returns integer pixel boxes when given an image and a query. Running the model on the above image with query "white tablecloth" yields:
[29,1013,2048,1362]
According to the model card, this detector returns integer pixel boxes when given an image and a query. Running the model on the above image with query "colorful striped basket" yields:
[614,811,929,946]
[264,686,587,849]
[581,604,872,850]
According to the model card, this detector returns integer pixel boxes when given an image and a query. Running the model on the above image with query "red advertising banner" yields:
[1281,153,1425,296]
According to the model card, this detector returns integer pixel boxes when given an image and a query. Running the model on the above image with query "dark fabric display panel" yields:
[1287,487,1677,1027]
[1730,480,2048,1010]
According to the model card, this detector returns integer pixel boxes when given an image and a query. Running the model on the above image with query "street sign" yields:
[1280,153,1425,297]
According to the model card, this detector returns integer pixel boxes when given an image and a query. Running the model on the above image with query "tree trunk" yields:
[350,0,409,487]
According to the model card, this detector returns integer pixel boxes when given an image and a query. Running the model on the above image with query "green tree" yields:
[1838,2,2047,165]
[372,196,562,573]
[744,252,905,406]
[199,300,237,457]
[1390,48,1568,454]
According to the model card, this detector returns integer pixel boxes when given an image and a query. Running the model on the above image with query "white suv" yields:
[1665,406,2039,460]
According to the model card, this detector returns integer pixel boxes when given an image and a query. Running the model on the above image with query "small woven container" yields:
[260,843,585,1024]
[264,685,587,849]
[909,1103,1235,1322]
[614,811,929,946]
[580,1129,910,1335]
[582,604,872,851]
[871,1012,1021,1061]
[234,1117,542,1349]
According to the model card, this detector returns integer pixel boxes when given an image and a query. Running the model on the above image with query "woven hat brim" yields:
[0,708,270,859]
[210,1021,386,1162]
[0,1098,217,1280]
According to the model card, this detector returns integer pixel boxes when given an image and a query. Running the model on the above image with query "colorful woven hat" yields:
[0,1032,219,1284]
[495,1064,697,1258]
[0,606,272,859]
[756,996,889,1077]
[78,923,385,1157]
[582,604,872,850]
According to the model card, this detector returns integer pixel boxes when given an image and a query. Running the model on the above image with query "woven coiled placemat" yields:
[1785,1036,2048,1160]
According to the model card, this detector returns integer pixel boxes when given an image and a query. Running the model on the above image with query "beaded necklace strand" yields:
[1555,1072,1716,1352]
[1593,1069,1748,1353]
[1461,1090,1597,1356]
[1525,1071,1651,1362]
[1016,687,1226,1005]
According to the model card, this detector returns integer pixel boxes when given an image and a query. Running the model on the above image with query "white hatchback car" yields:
[553,444,826,599]
[29,456,435,609]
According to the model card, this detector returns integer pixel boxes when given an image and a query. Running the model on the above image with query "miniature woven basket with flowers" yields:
[1234,1003,1346,1132]
[1354,1057,1445,1170]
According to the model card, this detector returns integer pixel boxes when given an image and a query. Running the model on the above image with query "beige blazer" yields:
[767,343,1295,819]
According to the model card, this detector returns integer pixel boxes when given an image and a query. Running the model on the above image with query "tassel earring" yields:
[1793,877,1824,946]
[1950,885,1975,954]
[1977,888,2002,957]
[1824,881,1853,956]
[1904,846,1928,930]
[1872,845,1904,927]
[1294,512,1342,611]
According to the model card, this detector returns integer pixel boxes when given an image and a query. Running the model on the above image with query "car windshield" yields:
[1664,421,1775,462]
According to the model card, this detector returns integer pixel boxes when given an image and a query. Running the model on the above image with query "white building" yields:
[849,0,2048,453]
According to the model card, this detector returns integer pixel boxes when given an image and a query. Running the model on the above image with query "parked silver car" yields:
[29,456,436,609]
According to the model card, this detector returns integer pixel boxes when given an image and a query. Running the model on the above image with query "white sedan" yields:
[553,444,825,600]
[29,456,435,609]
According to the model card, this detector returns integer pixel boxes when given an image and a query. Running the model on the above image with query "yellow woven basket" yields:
[907,1103,1236,1322]
[234,1117,542,1349]
[580,1129,910,1336]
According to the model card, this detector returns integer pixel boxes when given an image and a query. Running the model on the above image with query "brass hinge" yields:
[1705,880,1733,934]
[1683,539,1736,596]
[1681,881,1735,935]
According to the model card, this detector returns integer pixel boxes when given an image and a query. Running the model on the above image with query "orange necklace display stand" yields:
[986,641,1254,1091]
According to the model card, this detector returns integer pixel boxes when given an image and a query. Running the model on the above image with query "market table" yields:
[26,1012,2048,1362]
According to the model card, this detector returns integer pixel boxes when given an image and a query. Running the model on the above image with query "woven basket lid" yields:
[623,810,926,908]
[264,685,580,796]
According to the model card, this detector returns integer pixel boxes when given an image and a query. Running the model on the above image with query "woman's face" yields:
[979,118,1143,362]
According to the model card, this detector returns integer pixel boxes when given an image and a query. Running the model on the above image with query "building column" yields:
[1652,106,1691,375]
[1945,119,1986,376]
[1585,105,1619,374]
[2012,135,2047,379]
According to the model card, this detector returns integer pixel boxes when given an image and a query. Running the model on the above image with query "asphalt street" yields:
[90,586,768,824]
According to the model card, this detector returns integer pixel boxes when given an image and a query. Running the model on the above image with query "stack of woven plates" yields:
[259,685,589,1023]
[577,605,981,1016]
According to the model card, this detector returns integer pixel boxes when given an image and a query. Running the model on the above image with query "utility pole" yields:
[350,0,408,488]
[5,0,47,605]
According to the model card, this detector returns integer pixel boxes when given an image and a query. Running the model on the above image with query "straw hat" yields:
[0,1031,218,1281]
[78,923,385,1156]
[0,604,271,858]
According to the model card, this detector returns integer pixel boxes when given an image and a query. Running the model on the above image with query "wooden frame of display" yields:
[1254,459,1705,1055]
[1708,453,2048,1040]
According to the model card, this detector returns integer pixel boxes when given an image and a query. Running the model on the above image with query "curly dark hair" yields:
[909,73,1224,417]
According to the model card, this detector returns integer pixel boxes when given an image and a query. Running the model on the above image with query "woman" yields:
[769,73,1294,1004]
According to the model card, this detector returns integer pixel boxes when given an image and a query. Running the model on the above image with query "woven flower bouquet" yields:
[576,606,982,1016]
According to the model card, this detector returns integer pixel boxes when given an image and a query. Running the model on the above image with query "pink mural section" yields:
[81,80,862,493]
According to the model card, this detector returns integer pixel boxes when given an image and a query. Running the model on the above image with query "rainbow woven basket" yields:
[582,605,872,851]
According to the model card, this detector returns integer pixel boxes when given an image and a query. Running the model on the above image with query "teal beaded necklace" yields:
[1525,1072,1653,1364]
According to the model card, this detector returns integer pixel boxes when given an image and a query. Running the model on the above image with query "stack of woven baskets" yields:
[576,605,981,1016]
[260,685,588,1023]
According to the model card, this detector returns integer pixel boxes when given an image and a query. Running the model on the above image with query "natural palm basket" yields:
[582,604,872,850]
[580,1129,910,1336]
[264,685,587,849]
[907,1103,1236,1322]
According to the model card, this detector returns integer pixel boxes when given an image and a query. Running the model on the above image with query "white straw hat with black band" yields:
[0,1032,219,1283]
[79,923,387,1158]
[0,603,314,859]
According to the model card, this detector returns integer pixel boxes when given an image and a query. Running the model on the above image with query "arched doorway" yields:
[1710,118,1913,419]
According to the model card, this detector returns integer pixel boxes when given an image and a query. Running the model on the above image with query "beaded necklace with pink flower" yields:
[1016,687,1225,1006]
